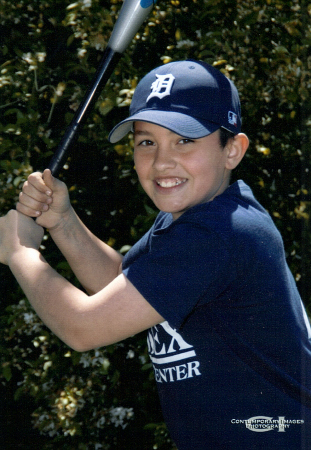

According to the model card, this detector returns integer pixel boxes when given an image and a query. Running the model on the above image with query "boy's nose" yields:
[152,146,176,171]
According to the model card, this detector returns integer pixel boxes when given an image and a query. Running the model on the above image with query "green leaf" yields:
[2,365,12,382]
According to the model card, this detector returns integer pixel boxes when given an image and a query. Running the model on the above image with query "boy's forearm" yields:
[8,248,86,348]
[48,207,123,294]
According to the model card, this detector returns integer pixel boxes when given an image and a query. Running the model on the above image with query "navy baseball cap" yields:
[109,60,241,143]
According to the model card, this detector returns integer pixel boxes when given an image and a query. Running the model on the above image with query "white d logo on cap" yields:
[146,74,176,102]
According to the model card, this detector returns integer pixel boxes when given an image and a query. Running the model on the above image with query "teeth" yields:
[156,179,186,188]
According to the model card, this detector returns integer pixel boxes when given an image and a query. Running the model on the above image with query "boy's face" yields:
[133,122,233,220]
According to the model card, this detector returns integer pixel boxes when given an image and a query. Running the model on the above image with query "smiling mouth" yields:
[155,178,187,188]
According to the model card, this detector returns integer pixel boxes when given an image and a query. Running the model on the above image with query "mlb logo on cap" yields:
[228,111,238,127]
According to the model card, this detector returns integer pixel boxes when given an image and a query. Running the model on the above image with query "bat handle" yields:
[48,47,121,177]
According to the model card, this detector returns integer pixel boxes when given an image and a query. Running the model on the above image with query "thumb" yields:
[42,168,63,192]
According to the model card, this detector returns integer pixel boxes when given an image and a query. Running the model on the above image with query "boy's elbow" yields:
[54,307,121,351]
[65,338,94,353]
[62,332,102,353]
[60,326,113,353]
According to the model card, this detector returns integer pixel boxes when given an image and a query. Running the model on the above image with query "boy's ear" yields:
[225,133,249,170]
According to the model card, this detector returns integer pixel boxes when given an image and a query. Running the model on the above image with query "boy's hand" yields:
[0,210,44,265]
[16,169,71,230]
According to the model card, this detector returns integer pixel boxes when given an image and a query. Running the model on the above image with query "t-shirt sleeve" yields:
[122,221,235,329]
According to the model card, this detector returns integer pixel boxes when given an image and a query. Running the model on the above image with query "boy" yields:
[1,60,311,448]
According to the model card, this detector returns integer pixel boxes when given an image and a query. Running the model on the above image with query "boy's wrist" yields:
[8,246,41,271]
[46,205,76,235]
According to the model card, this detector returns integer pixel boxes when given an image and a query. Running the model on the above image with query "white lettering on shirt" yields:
[148,322,202,383]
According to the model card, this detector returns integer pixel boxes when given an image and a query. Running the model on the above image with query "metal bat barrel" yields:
[48,0,154,177]
[108,0,154,53]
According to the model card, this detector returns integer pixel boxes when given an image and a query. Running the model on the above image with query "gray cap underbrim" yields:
[108,110,221,143]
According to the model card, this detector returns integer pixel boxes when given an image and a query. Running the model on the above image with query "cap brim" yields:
[108,110,220,143]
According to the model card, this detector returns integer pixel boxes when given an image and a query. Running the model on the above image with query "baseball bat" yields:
[48,0,154,177]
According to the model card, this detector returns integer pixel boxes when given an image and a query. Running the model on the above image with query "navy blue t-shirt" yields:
[122,180,311,449]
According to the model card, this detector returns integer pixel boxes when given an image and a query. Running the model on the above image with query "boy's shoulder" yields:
[177,180,267,226]
[170,180,281,249]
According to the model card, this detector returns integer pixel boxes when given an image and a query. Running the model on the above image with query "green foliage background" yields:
[0,0,310,448]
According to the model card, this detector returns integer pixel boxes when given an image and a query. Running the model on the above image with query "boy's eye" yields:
[138,139,154,146]
[179,138,195,144]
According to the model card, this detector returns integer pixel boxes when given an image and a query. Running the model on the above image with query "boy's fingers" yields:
[42,169,54,191]
[42,168,66,193]
[17,190,52,215]
[16,201,42,218]
[16,196,49,217]
[22,180,52,203]
[27,172,53,195]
